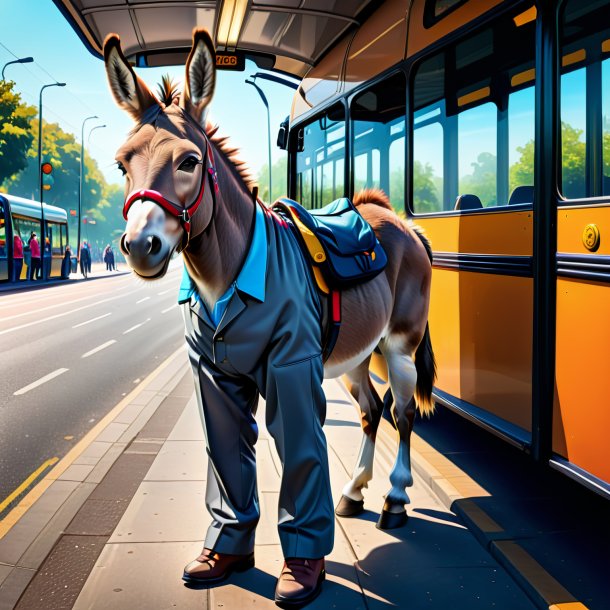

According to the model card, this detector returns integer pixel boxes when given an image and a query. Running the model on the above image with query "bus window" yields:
[295,103,345,209]
[560,0,610,199]
[13,215,40,246]
[60,224,68,252]
[49,222,62,254]
[350,72,406,212]
[411,6,536,214]
[458,102,497,207]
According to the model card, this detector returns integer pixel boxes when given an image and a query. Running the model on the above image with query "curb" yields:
[337,377,589,610]
[0,347,189,609]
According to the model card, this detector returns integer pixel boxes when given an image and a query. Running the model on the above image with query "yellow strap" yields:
[289,210,327,264]
[313,267,329,294]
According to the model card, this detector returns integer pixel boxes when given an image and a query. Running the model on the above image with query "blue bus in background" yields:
[0,193,74,282]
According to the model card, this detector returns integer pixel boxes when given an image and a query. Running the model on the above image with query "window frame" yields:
[289,100,348,209]
[348,69,408,212]
[556,0,610,205]
[407,1,538,218]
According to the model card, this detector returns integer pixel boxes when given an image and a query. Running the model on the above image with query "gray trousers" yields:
[186,345,333,558]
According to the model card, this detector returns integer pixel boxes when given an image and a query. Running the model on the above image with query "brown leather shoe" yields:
[182,548,254,586]
[274,557,325,607]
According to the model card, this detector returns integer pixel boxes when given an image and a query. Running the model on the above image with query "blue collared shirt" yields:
[178,203,267,326]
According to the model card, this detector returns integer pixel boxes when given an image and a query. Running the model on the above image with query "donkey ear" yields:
[181,29,216,122]
[103,34,159,121]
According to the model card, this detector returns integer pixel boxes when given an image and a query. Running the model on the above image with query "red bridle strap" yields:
[122,142,217,236]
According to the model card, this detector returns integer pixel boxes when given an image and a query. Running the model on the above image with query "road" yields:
[0,263,185,515]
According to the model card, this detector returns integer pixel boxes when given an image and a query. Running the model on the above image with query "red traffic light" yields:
[41,162,53,175]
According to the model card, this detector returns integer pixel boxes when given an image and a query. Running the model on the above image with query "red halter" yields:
[122,141,218,244]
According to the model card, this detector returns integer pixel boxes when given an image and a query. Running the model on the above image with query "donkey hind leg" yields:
[335,357,384,518]
[377,349,417,530]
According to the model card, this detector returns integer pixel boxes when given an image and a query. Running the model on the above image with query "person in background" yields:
[28,232,41,281]
[43,236,52,280]
[79,241,90,278]
[103,244,112,271]
[13,234,24,281]
[61,245,72,279]
[86,241,92,274]
[109,245,115,271]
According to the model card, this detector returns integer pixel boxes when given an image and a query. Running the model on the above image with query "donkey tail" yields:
[414,323,436,417]
[353,188,393,211]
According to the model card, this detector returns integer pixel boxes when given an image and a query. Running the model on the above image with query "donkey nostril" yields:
[121,234,130,255]
[149,235,162,256]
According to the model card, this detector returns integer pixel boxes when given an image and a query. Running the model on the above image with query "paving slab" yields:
[108,480,208,544]
[143,440,207,482]
[166,397,205,442]
[14,536,107,610]
[0,481,79,567]
[72,541,207,610]
[0,567,35,610]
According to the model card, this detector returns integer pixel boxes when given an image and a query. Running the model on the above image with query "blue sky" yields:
[0,0,295,186]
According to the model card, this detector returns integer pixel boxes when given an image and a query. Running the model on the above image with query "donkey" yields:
[104,27,434,601]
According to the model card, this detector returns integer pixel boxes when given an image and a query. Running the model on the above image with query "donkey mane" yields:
[205,122,256,191]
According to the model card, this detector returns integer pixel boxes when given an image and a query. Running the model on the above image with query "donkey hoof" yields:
[335,495,364,517]
[376,509,408,530]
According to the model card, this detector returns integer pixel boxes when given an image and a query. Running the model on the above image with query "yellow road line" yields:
[0,457,59,513]
[0,346,184,539]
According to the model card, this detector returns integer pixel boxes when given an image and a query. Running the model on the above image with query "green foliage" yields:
[413,160,442,213]
[0,81,36,182]
[257,155,287,203]
[1,111,125,249]
[460,151,497,207]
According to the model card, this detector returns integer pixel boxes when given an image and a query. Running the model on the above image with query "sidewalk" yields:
[0,348,536,609]
[0,262,129,294]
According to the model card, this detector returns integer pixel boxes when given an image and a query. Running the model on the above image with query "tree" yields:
[257,155,288,203]
[460,151,497,207]
[0,81,36,183]
[2,119,122,250]
[413,160,442,213]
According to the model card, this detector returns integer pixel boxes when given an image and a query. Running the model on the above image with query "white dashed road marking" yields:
[72,313,112,328]
[81,340,117,359]
[14,368,69,396]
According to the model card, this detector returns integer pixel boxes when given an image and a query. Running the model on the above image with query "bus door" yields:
[552,0,610,494]
[408,4,537,447]
[292,102,347,210]
[0,197,9,281]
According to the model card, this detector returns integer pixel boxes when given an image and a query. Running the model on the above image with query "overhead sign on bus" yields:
[216,52,245,71]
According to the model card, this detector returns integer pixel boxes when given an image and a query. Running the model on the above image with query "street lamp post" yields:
[1,57,34,80]
[245,77,272,201]
[79,115,98,260]
[38,81,66,279]
[84,124,106,247]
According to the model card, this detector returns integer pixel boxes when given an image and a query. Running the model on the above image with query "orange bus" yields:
[56,0,610,499]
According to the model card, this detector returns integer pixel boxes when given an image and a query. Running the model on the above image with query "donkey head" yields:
[104,30,216,279]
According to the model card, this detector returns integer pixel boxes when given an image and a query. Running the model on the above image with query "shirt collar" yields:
[178,202,267,304]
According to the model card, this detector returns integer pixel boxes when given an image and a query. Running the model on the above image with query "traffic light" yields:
[41,157,54,191]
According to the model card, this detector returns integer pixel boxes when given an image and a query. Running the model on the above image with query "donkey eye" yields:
[117,161,127,176]
[178,156,201,173]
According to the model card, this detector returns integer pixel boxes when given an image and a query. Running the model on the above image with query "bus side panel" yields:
[342,0,408,94]
[416,211,533,255]
[427,269,533,431]
[557,205,610,255]
[554,206,610,484]
[407,0,505,58]
[418,212,533,432]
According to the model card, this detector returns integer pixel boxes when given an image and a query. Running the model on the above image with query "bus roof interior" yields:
[52,0,378,78]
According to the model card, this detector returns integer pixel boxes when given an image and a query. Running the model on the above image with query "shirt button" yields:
[217,336,224,342]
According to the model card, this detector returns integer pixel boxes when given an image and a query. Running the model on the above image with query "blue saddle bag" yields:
[271,197,388,291]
